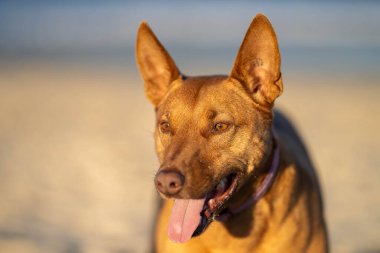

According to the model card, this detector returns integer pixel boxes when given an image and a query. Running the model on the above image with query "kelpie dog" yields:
[136,14,328,253]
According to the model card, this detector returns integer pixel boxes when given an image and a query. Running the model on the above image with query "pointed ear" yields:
[136,22,181,107]
[230,14,283,109]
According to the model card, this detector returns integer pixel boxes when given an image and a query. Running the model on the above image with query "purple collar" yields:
[216,144,280,221]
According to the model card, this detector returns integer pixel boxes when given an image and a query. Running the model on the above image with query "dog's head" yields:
[136,14,282,242]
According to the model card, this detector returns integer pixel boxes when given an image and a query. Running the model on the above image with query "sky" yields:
[0,1,379,78]
[0,1,379,54]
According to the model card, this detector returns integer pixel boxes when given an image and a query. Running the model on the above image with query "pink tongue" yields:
[168,198,205,243]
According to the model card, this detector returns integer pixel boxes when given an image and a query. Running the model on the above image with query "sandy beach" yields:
[0,59,379,253]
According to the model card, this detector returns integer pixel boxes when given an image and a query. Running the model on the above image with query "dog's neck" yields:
[216,135,280,221]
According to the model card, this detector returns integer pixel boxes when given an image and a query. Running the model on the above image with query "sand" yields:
[0,61,379,253]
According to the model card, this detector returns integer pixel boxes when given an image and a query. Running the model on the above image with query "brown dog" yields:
[136,14,328,253]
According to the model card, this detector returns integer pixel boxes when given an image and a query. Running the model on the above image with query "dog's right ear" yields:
[136,22,181,107]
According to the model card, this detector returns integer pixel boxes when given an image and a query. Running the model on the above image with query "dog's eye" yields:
[213,122,230,133]
[159,121,171,134]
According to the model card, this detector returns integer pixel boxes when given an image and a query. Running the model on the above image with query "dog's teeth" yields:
[208,199,216,209]
[216,178,227,192]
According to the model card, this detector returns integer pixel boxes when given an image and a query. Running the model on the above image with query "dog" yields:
[136,14,328,253]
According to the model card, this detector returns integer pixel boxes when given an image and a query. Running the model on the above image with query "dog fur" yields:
[136,14,328,253]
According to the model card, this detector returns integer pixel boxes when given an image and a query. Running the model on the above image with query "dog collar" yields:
[216,143,280,221]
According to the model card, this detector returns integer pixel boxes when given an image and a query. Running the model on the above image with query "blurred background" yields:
[0,1,379,253]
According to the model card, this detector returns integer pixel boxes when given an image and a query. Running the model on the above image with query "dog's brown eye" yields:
[213,122,230,133]
[159,121,171,134]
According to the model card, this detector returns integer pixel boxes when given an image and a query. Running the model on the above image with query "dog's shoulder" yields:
[273,110,322,192]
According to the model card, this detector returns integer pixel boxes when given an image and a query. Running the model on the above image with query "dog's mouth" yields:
[168,173,239,243]
[194,173,239,236]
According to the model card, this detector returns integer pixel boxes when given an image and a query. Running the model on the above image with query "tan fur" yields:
[136,14,328,253]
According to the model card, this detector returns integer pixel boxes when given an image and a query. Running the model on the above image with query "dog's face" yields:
[153,75,272,199]
[136,14,283,241]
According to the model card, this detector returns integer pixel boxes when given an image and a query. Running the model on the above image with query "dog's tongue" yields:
[168,198,205,243]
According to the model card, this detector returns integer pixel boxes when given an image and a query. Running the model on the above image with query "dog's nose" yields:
[155,169,185,195]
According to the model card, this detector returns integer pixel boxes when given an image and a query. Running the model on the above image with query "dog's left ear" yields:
[230,14,283,109]
[136,22,181,107]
